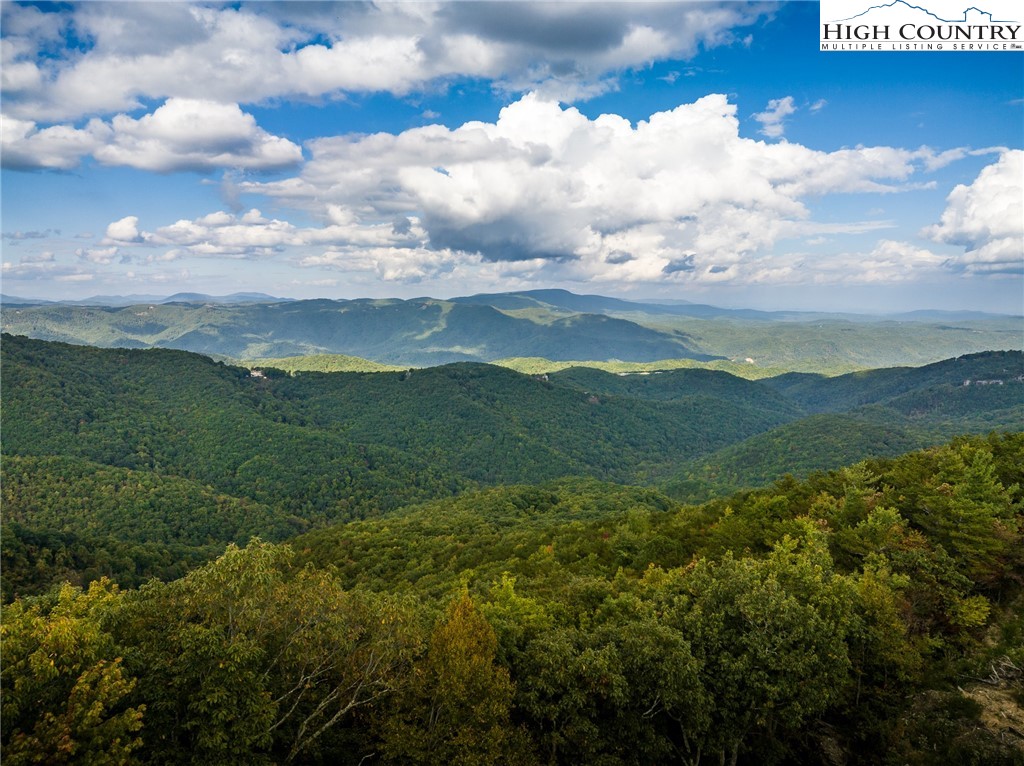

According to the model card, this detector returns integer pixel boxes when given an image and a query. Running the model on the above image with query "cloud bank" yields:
[2,99,302,171]
[4,2,1017,304]
[94,92,1016,290]
[2,1,774,122]
[235,93,948,284]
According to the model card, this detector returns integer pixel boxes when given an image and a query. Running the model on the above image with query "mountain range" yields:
[4,333,1020,521]
[2,289,1019,371]
[0,291,288,307]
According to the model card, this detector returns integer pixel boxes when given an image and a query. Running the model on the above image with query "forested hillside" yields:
[0,334,785,495]
[3,435,1022,765]
[2,334,1022,764]
[667,351,1024,499]
[3,335,1021,601]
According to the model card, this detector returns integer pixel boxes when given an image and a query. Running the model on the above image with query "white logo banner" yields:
[820,0,1023,51]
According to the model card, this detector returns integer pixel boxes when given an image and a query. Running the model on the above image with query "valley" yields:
[3,331,1021,597]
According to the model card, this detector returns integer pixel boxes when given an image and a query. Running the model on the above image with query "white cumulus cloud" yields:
[241,92,948,286]
[3,99,302,172]
[2,2,775,123]
[0,114,109,170]
[94,93,993,290]
[105,208,429,262]
[2,250,94,282]
[76,246,119,265]
[753,96,796,139]
[105,216,144,244]
[300,246,470,283]
[923,150,1024,275]
[94,99,302,172]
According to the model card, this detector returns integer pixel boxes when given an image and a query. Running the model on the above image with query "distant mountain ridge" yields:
[0,291,288,307]
[451,288,797,320]
[2,289,1019,370]
[4,287,1016,319]
[1,295,721,365]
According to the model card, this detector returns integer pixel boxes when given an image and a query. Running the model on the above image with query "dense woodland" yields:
[2,334,1023,764]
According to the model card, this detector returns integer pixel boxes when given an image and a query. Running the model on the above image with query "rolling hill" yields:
[667,350,1024,498]
[3,334,1020,549]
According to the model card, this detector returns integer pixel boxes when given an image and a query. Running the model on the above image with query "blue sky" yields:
[2,0,1022,313]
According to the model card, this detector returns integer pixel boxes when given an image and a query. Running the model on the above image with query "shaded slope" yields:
[666,414,928,501]
[1,334,467,522]
[4,335,1019,535]
[665,351,1023,500]
[2,455,294,545]
[765,350,1024,413]
[550,366,800,418]
[263,362,792,484]
[0,334,781,501]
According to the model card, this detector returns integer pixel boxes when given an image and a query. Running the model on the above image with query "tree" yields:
[379,592,530,765]
[1,581,143,765]
[666,531,855,766]
[924,444,1019,583]
[506,580,708,766]
[110,540,417,765]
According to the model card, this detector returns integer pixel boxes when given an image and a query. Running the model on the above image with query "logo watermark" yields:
[820,0,1022,51]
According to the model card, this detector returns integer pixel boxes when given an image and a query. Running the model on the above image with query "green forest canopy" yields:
[2,434,1023,765]
[2,335,1023,764]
